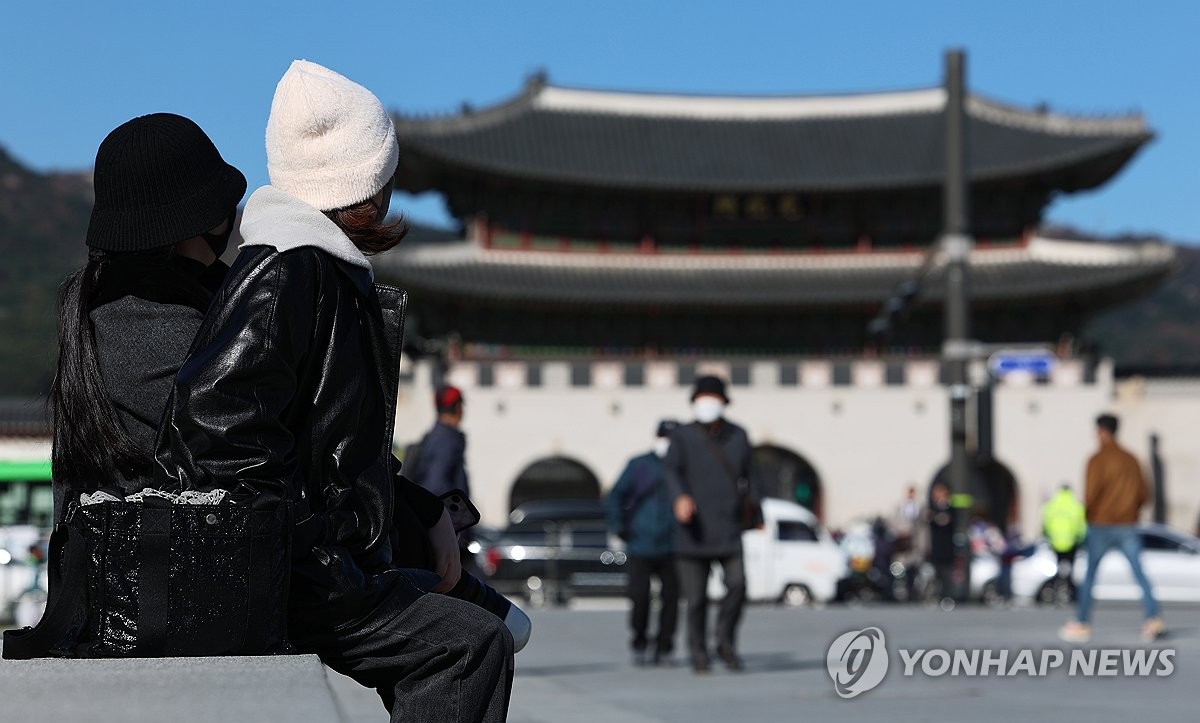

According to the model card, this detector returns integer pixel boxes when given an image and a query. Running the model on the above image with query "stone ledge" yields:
[0,648,344,723]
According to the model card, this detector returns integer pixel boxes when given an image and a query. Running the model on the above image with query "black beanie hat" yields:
[85,113,247,251]
[691,375,729,402]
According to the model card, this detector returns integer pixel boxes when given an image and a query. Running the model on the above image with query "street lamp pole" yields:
[942,49,974,602]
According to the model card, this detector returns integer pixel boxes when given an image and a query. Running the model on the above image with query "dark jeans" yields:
[676,553,746,662]
[293,574,514,723]
[626,555,679,653]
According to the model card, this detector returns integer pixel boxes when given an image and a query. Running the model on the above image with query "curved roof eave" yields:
[393,81,1152,196]
[395,82,1147,135]
[372,237,1175,308]
[395,134,1150,195]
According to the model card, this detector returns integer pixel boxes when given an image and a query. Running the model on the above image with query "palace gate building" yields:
[372,74,1182,536]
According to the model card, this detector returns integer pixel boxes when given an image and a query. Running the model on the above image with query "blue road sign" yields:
[988,350,1056,377]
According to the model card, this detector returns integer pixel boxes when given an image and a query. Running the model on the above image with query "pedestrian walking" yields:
[604,420,681,666]
[1060,414,1164,643]
[665,376,761,673]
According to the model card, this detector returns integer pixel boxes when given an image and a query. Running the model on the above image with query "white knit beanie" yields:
[266,60,399,211]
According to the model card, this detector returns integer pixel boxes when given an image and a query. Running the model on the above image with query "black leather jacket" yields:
[153,245,408,620]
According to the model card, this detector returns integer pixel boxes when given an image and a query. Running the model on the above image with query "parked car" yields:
[709,499,847,606]
[481,499,627,606]
[972,524,1200,606]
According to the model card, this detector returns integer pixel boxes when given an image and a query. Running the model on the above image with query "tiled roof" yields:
[372,236,1176,307]
[393,81,1151,193]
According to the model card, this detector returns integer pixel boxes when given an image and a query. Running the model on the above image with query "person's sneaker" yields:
[632,648,650,666]
[652,648,674,667]
[1141,617,1166,642]
[1058,621,1092,643]
[691,655,711,674]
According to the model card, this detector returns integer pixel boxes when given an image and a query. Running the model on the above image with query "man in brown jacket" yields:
[1060,414,1164,643]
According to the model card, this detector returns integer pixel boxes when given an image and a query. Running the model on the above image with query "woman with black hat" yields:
[51,113,245,515]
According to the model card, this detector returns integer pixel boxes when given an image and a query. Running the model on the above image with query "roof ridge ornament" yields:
[526,68,549,91]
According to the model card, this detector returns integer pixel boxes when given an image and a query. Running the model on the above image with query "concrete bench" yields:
[0,646,346,722]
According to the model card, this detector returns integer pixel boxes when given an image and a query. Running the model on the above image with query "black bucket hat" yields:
[85,113,246,251]
[691,375,729,403]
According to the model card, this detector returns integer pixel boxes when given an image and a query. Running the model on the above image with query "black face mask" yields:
[200,211,237,257]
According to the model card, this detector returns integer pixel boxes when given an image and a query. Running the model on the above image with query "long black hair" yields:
[50,249,173,488]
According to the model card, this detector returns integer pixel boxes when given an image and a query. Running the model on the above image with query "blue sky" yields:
[3,1,1197,241]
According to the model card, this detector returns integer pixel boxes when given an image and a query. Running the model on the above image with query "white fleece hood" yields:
[236,185,374,280]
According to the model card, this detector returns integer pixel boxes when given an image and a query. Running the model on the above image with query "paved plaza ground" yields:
[328,599,1200,723]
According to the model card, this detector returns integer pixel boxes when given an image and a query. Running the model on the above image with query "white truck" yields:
[710,498,847,605]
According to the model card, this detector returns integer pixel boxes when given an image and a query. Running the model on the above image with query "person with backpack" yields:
[604,420,680,666]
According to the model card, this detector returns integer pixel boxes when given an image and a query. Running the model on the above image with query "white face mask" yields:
[693,397,725,424]
[653,438,670,458]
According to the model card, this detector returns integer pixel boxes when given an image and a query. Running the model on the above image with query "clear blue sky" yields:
[3,1,1197,241]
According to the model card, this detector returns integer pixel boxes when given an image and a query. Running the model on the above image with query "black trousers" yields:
[292,574,514,723]
[1055,547,1077,578]
[626,554,679,653]
[676,553,746,661]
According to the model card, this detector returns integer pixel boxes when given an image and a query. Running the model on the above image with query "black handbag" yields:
[2,494,293,659]
[702,432,764,532]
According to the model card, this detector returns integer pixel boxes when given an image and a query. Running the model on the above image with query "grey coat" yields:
[664,419,754,558]
[53,298,204,518]
[92,296,205,462]
[53,255,217,519]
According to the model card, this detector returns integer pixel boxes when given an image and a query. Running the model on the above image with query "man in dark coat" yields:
[604,420,680,666]
[664,376,758,673]
[410,385,470,499]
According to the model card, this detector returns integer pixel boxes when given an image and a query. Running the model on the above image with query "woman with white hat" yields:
[152,61,513,722]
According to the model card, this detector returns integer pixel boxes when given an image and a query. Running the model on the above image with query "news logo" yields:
[826,627,889,699]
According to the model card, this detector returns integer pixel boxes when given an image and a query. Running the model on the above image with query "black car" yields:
[480,499,627,605]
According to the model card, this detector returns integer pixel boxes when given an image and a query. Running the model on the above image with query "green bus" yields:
[0,458,53,528]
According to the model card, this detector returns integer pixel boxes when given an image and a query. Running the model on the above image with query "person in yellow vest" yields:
[1042,484,1087,586]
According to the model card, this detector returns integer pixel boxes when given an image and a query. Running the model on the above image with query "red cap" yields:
[435,385,463,411]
